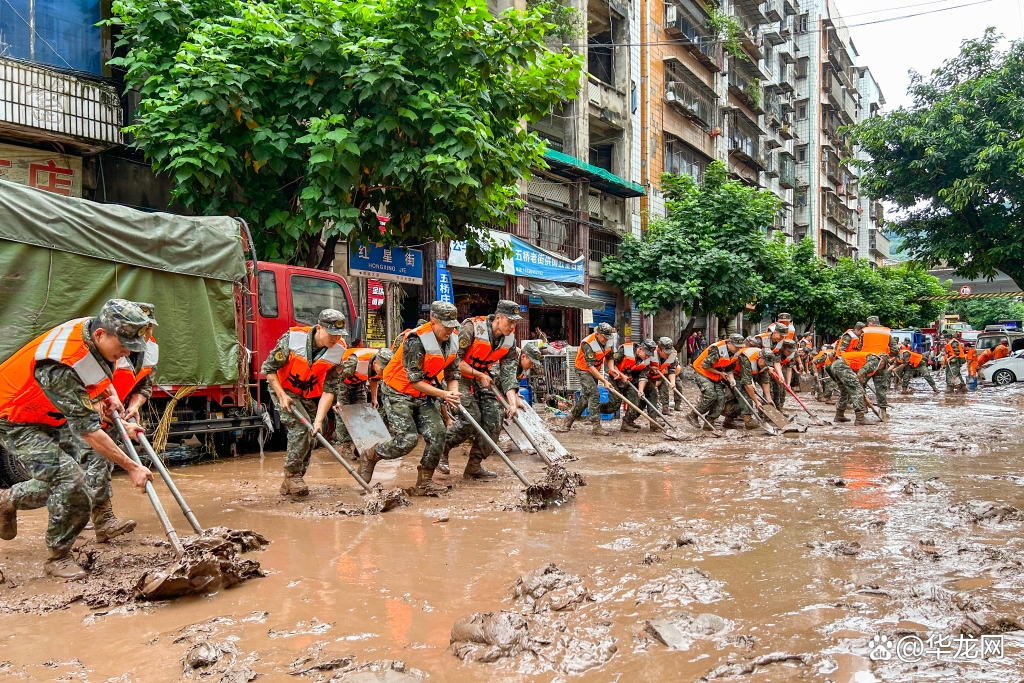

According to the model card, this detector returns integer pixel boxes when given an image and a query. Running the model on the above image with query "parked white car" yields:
[980,350,1024,386]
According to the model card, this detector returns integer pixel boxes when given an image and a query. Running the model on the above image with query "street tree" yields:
[951,297,1024,329]
[108,0,581,269]
[850,30,1024,289]
[754,235,838,328]
[601,162,780,346]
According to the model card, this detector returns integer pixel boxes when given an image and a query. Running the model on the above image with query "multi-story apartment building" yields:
[856,66,889,267]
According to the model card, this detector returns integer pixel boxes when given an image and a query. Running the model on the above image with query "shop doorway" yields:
[529,307,566,343]
[453,283,501,318]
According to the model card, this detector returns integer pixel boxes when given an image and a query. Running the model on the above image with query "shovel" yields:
[455,403,583,511]
[863,383,890,422]
[648,367,721,437]
[750,385,791,430]
[769,369,826,426]
[493,392,554,466]
[630,380,677,430]
[288,405,408,513]
[112,413,184,556]
[603,382,683,441]
[129,418,203,534]
[728,385,779,436]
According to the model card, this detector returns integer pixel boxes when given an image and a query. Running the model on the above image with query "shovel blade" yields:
[758,403,790,430]
[511,403,572,461]
[339,403,391,456]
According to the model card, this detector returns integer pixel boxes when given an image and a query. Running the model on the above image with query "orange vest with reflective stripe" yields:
[341,347,380,386]
[812,349,832,370]
[740,347,762,373]
[0,318,113,428]
[993,344,1010,360]
[860,326,891,354]
[276,326,347,399]
[656,349,678,375]
[768,322,796,340]
[945,341,965,360]
[693,340,736,381]
[904,350,924,367]
[463,317,515,372]
[383,322,459,397]
[757,332,783,354]
[111,337,158,400]
[574,333,612,371]
[842,351,878,374]
[839,330,861,353]
[615,342,649,374]
[391,329,412,352]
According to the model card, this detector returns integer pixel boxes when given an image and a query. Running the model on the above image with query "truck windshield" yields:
[977,335,1007,350]
[291,275,351,328]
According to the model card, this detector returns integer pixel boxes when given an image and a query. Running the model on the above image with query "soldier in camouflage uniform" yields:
[771,339,798,410]
[0,300,154,579]
[441,301,522,479]
[867,353,892,419]
[828,352,875,425]
[812,344,838,403]
[332,347,389,460]
[263,309,348,497]
[687,334,743,429]
[652,337,679,414]
[560,322,616,436]
[897,345,939,393]
[721,337,760,430]
[599,338,657,431]
[360,302,462,495]
[942,332,968,392]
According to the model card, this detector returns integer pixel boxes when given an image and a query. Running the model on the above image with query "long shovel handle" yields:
[769,369,823,424]
[112,414,185,556]
[729,385,777,435]
[131,421,203,534]
[603,382,665,433]
[456,404,532,487]
[288,405,375,494]
[649,367,721,436]
[493,393,554,466]
[629,380,675,429]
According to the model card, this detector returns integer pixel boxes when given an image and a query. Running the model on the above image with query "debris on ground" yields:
[523,464,586,512]
[953,500,1024,524]
[644,611,732,650]
[365,485,412,514]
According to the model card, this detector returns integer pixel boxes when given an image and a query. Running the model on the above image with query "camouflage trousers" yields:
[375,386,446,469]
[945,359,966,390]
[656,378,672,409]
[274,394,321,477]
[444,380,502,460]
[0,422,91,553]
[333,383,367,445]
[600,377,643,423]
[570,372,603,422]
[770,375,788,410]
[828,358,867,413]
[869,367,891,408]
[814,371,837,400]
[674,375,685,409]
[693,374,727,420]
[69,426,119,510]
[723,382,755,418]
[902,363,937,391]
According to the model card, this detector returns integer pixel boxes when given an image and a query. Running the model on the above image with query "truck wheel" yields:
[0,443,30,489]
[993,369,1016,386]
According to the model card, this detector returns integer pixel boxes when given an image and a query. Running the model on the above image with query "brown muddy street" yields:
[2,384,1024,682]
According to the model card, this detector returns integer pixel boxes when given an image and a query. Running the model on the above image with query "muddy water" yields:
[2,384,1024,682]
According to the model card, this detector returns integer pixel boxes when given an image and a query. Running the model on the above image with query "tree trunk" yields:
[675,308,699,354]
[999,262,1024,294]
[317,234,340,271]
[303,231,321,269]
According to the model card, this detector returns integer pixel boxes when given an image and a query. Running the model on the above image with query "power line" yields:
[0,0,73,69]
[841,0,989,19]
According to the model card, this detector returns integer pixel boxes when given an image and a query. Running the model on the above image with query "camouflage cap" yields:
[866,315,880,325]
[96,299,151,352]
[854,321,866,330]
[773,324,790,334]
[777,312,793,322]
[135,301,158,325]
[657,336,674,350]
[744,336,760,347]
[520,341,543,364]
[595,322,615,336]
[430,301,460,328]
[416,319,428,327]
[375,347,394,365]
[495,299,523,321]
[728,333,745,346]
[641,338,658,353]
[782,338,797,349]
[318,309,347,336]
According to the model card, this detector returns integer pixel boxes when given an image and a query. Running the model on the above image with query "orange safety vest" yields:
[463,317,515,372]
[341,347,381,386]
[656,349,678,375]
[768,322,796,340]
[904,350,924,368]
[390,329,412,352]
[944,341,965,360]
[276,326,347,399]
[0,318,113,428]
[574,333,613,371]
[383,322,459,397]
[841,351,879,375]
[740,347,762,373]
[756,332,783,354]
[693,340,737,382]
[111,337,158,400]
[615,342,650,374]
[993,344,1010,360]
[812,349,833,370]
[859,325,891,354]
[838,329,861,353]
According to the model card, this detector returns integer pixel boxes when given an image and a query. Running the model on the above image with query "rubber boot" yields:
[834,409,851,423]
[591,420,613,436]
[280,473,309,496]
[685,411,701,429]
[557,414,576,433]
[721,417,736,430]
[854,411,868,426]
[463,454,498,480]
[879,407,888,421]
[661,404,671,416]
[620,419,640,433]
[743,415,758,430]
[44,548,87,580]
[338,441,357,462]
[437,449,451,475]
[0,489,17,541]
[358,448,382,485]
[412,466,449,495]
[91,500,136,543]
[673,403,683,412]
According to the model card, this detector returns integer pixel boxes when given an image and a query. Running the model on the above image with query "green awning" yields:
[542,149,646,198]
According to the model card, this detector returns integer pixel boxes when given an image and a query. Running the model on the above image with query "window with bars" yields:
[589,228,621,262]
[665,138,707,181]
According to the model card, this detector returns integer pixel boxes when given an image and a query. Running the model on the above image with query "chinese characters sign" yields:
[367,279,386,310]
[436,260,454,305]
[449,230,584,285]
[349,242,423,284]
[0,143,82,197]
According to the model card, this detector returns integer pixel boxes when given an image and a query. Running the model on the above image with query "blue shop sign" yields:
[349,242,423,284]
[449,232,584,285]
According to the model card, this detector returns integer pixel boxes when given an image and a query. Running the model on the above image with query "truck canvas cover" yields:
[0,180,246,386]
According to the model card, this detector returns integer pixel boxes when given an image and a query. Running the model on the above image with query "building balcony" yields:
[0,56,123,153]
[822,230,856,261]
[869,229,891,258]
[728,113,765,172]
[665,80,715,127]
[870,200,885,223]
[779,152,796,188]
[665,1,724,72]
[763,0,783,22]
[727,66,764,114]
[779,124,794,140]
[734,0,770,24]
[824,192,855,232]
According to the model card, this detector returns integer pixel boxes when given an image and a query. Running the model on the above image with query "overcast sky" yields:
[833,0,1024,111]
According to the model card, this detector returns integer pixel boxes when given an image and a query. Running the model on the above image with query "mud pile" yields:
[450,563,616,675]
[523,465,586,512]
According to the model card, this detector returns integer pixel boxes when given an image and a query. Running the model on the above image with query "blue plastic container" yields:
[579,387,616,420]
[519,386,533,405]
